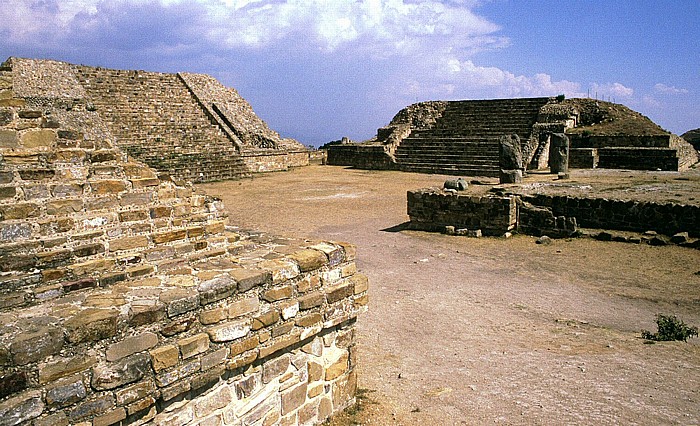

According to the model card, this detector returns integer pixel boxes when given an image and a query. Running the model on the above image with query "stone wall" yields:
[408,188,698,239]
[0,63,366,425]
[407,189,517,236]
[520,194,700,238]
[325,144,393,170]
[6,57,309,184]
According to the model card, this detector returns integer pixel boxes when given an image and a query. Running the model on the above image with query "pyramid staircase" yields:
[74,67,250,182]
[394,98,550,176]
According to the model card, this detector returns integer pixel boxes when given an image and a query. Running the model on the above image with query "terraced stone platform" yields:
[7,57,309,184]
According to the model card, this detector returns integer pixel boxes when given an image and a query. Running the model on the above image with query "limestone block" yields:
[349,273,368,295]
[106,332,159,362]
[38,354,98,384]
[325,281,353,304]
[499,134,522,170]
[46,199,83,215]
[115,380,156,406]
[89,179,128,195]
[201,347,228,371]
[0,129,19,148]
[92,407,127,426]
[198,273,237,305]
[309,242,345,266]
[208,319,251,343]
[64,308,119,344]
[281,382,308,416]
[258,259,300,284]
[263,354,290,384]
[226,269,271,293]
[229,335,259,358]
[298,291,324,310]
[258,330,302,359]
[21,129,56,148]
[262,284,294,302]
[45,376,87,408]
[499,169,523,184]
[252,309,281,331]
[287,249,327,272]
[0,390,44,426]
[228,295,260,319]
[68,394,115,423]
[549,132,570,174]
[150,345,179,372]
[178,333,210,359]
[160,288,199,318]
[194,386,232,419]
[0,202,40,220]
[9,325,64,365]
[91,353,151,390]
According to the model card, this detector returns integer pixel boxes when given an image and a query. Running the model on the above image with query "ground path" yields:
[199,165,700,425]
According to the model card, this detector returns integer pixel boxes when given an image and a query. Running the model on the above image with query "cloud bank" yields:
[0,0,650,143]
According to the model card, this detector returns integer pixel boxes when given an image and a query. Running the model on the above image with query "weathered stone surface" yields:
[262,284,294,302]
[549,132,570,173]
[325,351,349,381]
[115,380,156,406]
[68,394,115,422]
[178,333,210,359]
[9,325,64,365]
[252,309,281,330]
[198,273,237,305]
[194,386,232,418]
[229,268,272,292]
[150,344,179,372]
[228,295,260,318]
[0,390,44,426]
[229,335,259,358]
[91,353,151,390]
[21,129,56,148]
[298,291,325,310]
[45,376,87,408]
[0,371,27,399]
[325,281,353,304]
[281,382,308,416]
[39,354,98,384]
[160,288,199,318]
[263,354,290,383]
[64,308,119,343]
[106,332,159,362]
[288,249,327,272]
[208,319,251,343]
[92,407,127,426]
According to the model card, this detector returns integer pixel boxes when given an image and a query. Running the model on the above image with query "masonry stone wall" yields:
[7,57,309,184]
[407,189,517,236]
[520,194,700,238]
[0,63,366,425]
[408,189,698,239]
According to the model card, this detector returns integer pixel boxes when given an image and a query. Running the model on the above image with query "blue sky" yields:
[1,0,698,147]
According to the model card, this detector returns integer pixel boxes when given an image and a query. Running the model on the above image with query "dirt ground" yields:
[198,165,700,425]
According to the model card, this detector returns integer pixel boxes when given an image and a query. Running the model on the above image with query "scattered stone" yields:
[443,178,468,191]
[536,236,552,245]
[670,232,689,244]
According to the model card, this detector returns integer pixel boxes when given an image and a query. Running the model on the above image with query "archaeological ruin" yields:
[0,58,367,426]
[326,97,698,174]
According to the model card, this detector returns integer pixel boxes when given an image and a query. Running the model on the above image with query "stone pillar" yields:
[549,133,570,174]
[499,134,523,184]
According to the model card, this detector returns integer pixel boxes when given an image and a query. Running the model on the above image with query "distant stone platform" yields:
[327,97,698,175]
[5,57,309,183]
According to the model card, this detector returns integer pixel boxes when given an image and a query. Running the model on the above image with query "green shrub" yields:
[556,94,566,102]
[642,314,698,342]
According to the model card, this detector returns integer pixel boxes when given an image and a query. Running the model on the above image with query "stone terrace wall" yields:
[407,188,698,240]
[520,194,700,238]
[407,189,517,236]
[0,64,366,425]
[9,57,309,183]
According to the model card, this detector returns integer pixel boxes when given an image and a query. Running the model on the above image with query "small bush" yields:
[556,94,566,102]
[642,314,699,342]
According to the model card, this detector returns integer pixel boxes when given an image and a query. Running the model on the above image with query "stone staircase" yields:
[394,98,550,176]
[74,67,250,182]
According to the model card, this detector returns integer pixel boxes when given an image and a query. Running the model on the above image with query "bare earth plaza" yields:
[0,56,698,426]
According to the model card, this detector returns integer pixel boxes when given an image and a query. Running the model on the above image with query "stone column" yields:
[499,134,523,184]
[549,133,570,174]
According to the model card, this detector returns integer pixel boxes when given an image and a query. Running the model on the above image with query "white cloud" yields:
[590,82,634,99]
[653,83,688,95]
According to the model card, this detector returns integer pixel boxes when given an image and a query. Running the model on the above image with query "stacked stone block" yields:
[0,64,367,425]
[8,57,309,184]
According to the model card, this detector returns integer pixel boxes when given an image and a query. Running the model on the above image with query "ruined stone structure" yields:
[0,62,366,425]
[408,188,699,241]
[327,97,698,174]
[7,57,309,183]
